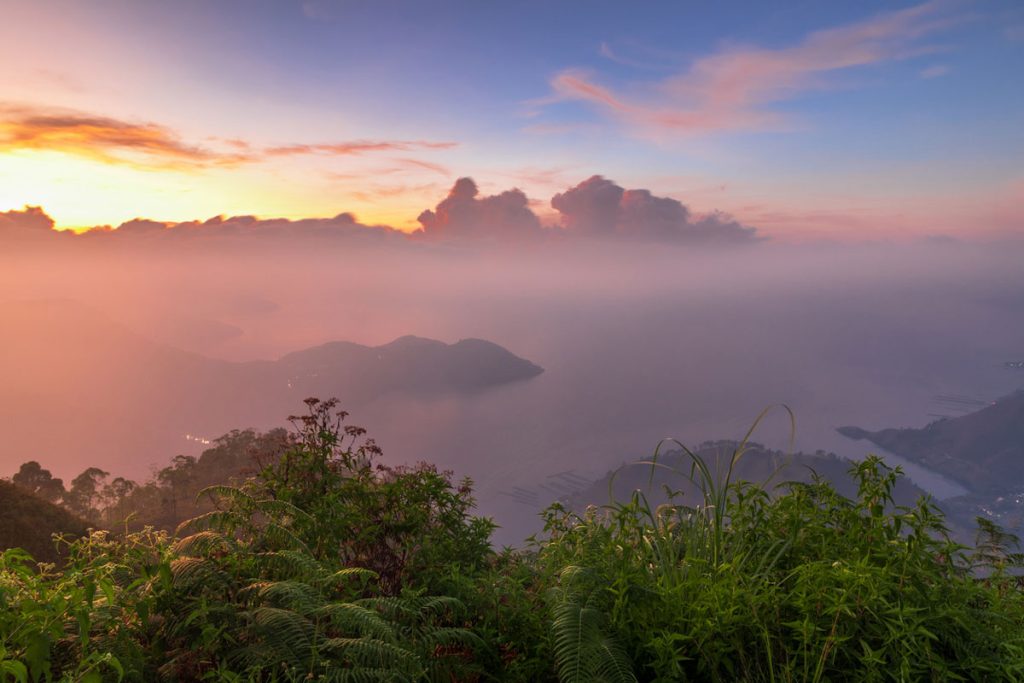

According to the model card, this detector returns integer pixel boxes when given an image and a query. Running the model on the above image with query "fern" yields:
[549,566,637,683]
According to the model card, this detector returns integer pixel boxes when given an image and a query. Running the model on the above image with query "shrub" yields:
[538,443,1024,682]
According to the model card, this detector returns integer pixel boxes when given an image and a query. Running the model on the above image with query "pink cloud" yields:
[546,1,958,137]
[265,140,456,158]
[551,176,759,243]
[393,157,452,176]
[416,178,543,241]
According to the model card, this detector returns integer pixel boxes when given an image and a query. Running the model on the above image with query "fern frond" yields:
[313,602,394,640]
[256,550,325,581]
[321,637,422,673]
[196,484,255,507]
[172,530,231,556]
[253,498,315,525]
[175,509,245,536]
[249,606,313,665]
[260,520,312,553]
[253,580,322,615]
[550,568,637,683]
[170,556,227,588]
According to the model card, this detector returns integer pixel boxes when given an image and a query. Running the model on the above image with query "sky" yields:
[1,0,1022,240]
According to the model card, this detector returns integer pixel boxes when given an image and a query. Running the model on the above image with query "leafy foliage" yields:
[538,440,1024,681]
[242,398,496,596]
[2,400,1023,681]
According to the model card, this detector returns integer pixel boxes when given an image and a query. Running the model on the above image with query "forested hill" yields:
[839,389,1024,493]
[0,479,90,564]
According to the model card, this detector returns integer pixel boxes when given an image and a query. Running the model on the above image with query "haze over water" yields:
[2,0,1023,542]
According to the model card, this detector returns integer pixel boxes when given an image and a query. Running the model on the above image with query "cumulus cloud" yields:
[416,178,543,240]
[550,175,623,234]
[552,176,759,243]
[0,206,56,234]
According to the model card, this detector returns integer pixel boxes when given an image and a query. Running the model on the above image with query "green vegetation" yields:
[2,399,1023,681]
[0,480,89,565]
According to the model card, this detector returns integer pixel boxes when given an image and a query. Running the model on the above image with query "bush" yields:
[538,444,1024,682]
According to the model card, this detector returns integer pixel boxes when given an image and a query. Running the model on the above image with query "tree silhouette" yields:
[11,460,65,503]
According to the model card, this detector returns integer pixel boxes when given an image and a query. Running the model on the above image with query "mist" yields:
[3,203,1023,542]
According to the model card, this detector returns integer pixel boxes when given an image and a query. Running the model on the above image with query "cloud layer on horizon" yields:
[2,175,761,247]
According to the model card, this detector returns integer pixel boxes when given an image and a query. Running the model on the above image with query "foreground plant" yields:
[2,401,1023,682]
[539,436,1024,682]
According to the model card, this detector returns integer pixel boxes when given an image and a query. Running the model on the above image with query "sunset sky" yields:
[1,0,1022,240]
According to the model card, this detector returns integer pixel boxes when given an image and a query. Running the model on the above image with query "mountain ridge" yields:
[838,389,1024,494]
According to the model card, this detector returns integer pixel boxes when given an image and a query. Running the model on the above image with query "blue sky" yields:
[0,0,1021,238]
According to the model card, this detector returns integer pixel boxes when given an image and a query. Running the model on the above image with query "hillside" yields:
[838,389,1024,493]
[278,335,543,396]
[0,299,543,474]
[564,440,930,513]
[0,480,91,564]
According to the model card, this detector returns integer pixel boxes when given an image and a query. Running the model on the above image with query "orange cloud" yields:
[0,105,241,168]
[0,104,456,169]
[547,1,958,137]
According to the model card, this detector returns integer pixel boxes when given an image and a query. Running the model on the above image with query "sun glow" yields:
[0,149,429,231]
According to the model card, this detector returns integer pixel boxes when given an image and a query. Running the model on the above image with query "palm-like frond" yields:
[313,602,394,640]
[550,567,637,683]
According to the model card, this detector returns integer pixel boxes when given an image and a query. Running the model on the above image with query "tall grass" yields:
[542,408,1024,681]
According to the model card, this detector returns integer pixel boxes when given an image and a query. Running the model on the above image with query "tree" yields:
[100,476,138,526]
[157,455,196,523]
[65,467,109,521]
[11,461,65,503]
[210,398,496,595]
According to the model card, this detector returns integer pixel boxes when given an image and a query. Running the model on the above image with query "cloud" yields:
[920,64,950,78]
[393,157,452,176]
[0,206,56,234]
[0,205,402,245]
[550,175,623,234]
[0,106,238,168]
[264,141,456,157]
[544,1,957,137]
[598,42,668,71]
[416,178,544,241]
[551,176,759,243]
[348,182,443,203]
[3,175,760,247]
[0,104,456,169]
[83,213,403,242]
